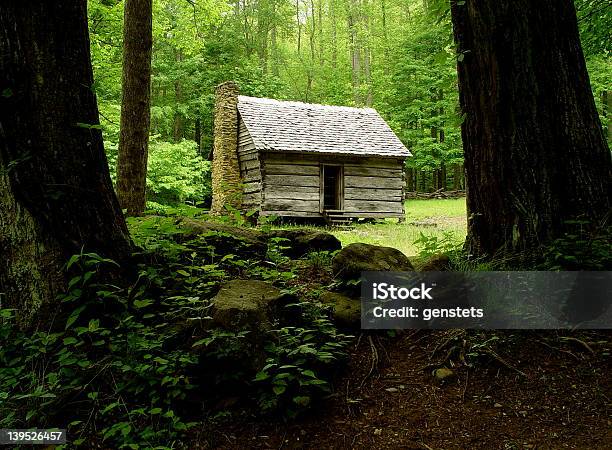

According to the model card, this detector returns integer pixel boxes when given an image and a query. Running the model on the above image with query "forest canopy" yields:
[88,0,611,208]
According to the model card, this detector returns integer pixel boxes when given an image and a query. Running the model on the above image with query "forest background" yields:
[89,0,611,211]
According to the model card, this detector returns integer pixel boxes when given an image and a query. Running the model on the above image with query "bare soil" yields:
[198,330,611,450]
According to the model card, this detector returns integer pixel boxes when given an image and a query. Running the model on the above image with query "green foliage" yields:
[253,303,352,417]
[540,221,612,271]
[0,252,202,447]
[413,230,462,259]
[1,219,354,445]
[146,138,210,205]
[305,251,334,271]
[89,0,608,201]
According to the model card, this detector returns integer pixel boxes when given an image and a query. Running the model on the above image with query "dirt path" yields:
[200,330,611,449]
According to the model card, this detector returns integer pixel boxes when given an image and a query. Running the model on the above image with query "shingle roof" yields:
[237,96,411,158]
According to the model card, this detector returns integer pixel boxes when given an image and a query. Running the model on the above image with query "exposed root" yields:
[359,335,379,388]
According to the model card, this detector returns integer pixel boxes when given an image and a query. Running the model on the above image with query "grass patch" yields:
[279,198,467,257]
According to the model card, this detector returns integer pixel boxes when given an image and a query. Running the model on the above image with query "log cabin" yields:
[210,82,411,223]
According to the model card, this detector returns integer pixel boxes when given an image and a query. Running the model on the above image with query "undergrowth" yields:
[0,223,351,448]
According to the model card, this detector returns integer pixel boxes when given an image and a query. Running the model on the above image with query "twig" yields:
[430,329,464,359]
[462,370,469,402]
[536,339,580,360]
[485,348,527,377]
[559,336,595,355]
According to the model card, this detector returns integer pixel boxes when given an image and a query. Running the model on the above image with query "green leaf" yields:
[134,299,154,309]
[65,305,86,329]
[293,396,311,407]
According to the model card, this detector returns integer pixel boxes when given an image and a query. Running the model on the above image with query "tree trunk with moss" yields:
[116,0,153,216]
[0,1,132,323]
[451,0,611,257]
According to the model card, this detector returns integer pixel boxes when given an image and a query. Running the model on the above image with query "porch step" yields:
[323,210,354,228]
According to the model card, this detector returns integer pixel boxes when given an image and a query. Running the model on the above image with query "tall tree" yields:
[116,0,153,216]
[0,1,132,322]
[450,0,611,257]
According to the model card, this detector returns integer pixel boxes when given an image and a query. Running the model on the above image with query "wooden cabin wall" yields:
[260,152,321,216]
[260,152,405,217]
[343,159,404,217]
[237,118,262,209]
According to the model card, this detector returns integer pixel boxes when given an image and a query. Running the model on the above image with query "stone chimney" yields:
[210,81,242,215]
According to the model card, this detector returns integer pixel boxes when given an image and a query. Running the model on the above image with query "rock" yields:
[319,291,361,329]
[265,229,341,258]
[332,243,415,282]
[210,280,290,332]
[175,218,267,259]
[419,254,451,272]
[433,367,456,382]
[493,403,503,408]
[385,387,398,393]
[206,280,294,371]
[373,429,382,436]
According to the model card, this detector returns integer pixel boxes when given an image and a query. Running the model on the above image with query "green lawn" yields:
[332,198,466,256]
[279,198,467,257]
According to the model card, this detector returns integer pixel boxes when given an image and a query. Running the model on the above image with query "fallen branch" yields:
[559,336,595,355]
[405,189,466,200]
[485,348,527,377]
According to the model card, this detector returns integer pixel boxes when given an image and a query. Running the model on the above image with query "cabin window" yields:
[321,165,343,211]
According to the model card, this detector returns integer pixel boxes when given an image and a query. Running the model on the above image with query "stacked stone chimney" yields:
[210,81,242,215]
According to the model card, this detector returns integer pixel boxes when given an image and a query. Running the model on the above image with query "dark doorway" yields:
[322,165,343,210]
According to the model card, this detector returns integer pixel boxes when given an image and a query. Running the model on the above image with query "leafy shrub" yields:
[0,252,203,447]
[253,302,352,417]
[1,228,352,445]
[540,221,612,270]
[414,231,462,259]
[305,251,334,271]
[146,138,210,206]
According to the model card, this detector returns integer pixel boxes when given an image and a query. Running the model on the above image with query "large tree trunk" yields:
[116,0,152,216]
[451,0,611,257]
[0,1,132,322]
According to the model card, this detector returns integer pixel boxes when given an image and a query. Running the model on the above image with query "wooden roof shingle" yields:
[237,96,411,158]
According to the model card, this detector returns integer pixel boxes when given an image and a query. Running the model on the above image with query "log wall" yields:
[259,152,405,218]
[237,117,262,210]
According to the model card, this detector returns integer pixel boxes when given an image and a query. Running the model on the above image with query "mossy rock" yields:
[319,291,361,329]
[266,229,341,258]
[175,217,267,259]
[332,243,415,282]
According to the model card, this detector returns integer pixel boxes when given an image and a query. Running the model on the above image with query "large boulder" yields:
[266,229,341,258]
[332,243,415,282]
[210,280,290,332]
[319,291,361,329]
[175,218,267,259]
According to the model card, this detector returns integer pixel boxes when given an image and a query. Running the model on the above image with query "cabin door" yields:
[321,165,343,211]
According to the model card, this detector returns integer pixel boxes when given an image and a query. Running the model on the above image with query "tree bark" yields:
[451,0,611,257]
[173,49,184,143]
[194,116,202,155]
[116,0,152,216]
[604,90,611,145]
[0,1,132,323]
